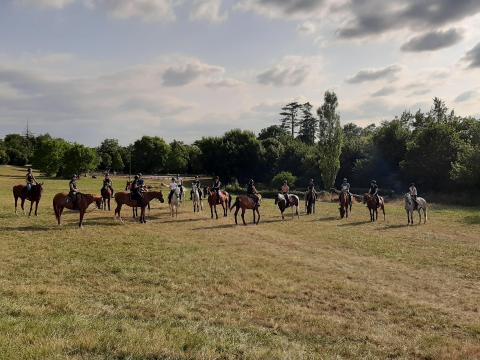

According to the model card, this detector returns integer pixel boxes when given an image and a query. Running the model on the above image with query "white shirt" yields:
[169,182,177,190]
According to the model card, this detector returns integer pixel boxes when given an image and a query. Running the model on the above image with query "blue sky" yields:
[1,0,480,146]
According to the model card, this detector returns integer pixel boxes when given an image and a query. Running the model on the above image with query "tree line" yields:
[1,93,479,195]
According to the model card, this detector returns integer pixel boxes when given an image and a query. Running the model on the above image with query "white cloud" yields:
[190,0,227,23]
[162,58,224,86]
[297,21,316,35]
[257,56,321,87]
[15,0,74,8]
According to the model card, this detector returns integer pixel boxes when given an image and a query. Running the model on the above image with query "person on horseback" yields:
[190,175,202,200]
[130,174,144,205]
[212,176,222,204]
[168,177,177,204]
[368,180,379,207]
[282,180,290,207]
[409,182,418,209]
[246,179,260,207]
[103,172,114,194]
[25,167,38,194]
[68,174,79,207]
[340,178,352,204]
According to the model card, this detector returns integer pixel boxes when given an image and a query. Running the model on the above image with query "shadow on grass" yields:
[159,217,207,224]
[315,216,338,221]
[378,224,409,230]
[0,225,56,232]
[337,220,372,227]
[192,223,237,230]
[463,215,480,225]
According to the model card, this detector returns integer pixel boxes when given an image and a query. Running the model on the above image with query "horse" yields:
[13,183,43,216]
[169,187,181,218]
[339,190,352,219]
[125,180,150,218]
[275,193,300,220]
[114,191,164,223]
[363,193,386,222]
[230,194,261,225]
[205,187,232,219]
[405,193,428,225]
[192,184,203,213]
[100,185,113,211]
[305,190,316,215]
[52,192,102,228]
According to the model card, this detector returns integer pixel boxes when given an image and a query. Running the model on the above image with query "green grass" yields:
[0,165,479,359]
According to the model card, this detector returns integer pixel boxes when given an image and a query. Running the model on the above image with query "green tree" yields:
[4,134,30,165]
[297,102,318,145]
[61,144,99,178]
[166,140,189,174]
[317,91,343,189]
[280,101,302,138]
[0,140,9,165]
[451,144,480,189]
[272,171,297,189]
[132,136,170,174]
[258,125,288,141]
[32,137,70,177]
[97,139,124,172]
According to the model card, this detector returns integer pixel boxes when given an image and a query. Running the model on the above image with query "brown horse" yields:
[339,191,352,219]
[230,195,261,225]
[205,187,231,219]
[100,186,113,211]
[13,183,43,216]
[53,192,102,228]
[363,193,385,222]
[114,191,164,223]
[305,190,316,215]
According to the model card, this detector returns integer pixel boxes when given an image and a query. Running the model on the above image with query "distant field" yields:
[0,165,479,359]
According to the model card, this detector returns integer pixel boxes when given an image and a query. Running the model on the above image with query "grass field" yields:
[0,165,479,360]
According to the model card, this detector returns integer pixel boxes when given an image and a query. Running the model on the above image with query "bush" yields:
[271,171,296,189]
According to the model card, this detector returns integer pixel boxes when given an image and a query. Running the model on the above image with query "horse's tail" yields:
[230,197,239,211]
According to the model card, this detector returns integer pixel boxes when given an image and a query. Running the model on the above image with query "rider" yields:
[26,167,37,194]
[68,174,79,207]
[168,177,177,204]
[409,182,418,209]
[247,179,260,207]
[103,172,114,194]
[212,176,222,204]
[190,175,202,200]
[340,178,352,204]
[307,178,316,198]
[368,180,379,207]
[130,174,143,205]
[177,174,183,197]
[281,180,290,207]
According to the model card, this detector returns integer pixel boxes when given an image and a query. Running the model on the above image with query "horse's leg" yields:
[424,207,427,224]
[241,208,246,226]
[141,207,146,223]
[214,205,218,219]
[14,196,18,214]
[28,201,33,217]
[108,198,111,211]
[252,209,256,224]
[234,206,239,225]
[256,208,260,225]
[21,198,26,215]
[382,205,385,221]
[79,210,85,228]
[296,205,299,219]
[35,201,39,216]
[222,202,227,217]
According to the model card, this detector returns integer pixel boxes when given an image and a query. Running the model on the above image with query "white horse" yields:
[169,187,181,218]
[192,184,203,213]
[275,193,300,220]
[405,193,427,225]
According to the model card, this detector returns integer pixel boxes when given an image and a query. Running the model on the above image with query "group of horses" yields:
[12,180,428,228]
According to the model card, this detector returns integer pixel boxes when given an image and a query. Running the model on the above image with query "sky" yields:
[1,0,480,146]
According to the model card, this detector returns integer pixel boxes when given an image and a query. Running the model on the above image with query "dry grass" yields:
[0,165,479,359]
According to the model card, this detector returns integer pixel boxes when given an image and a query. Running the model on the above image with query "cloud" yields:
[463,42,480,69]
[162,59,224,86]
[401,28,463,52]
[190,0,227,23]
[15,0,74,8]
[297,21,316,35]
[337,0,480,39]
[346,64,401,84]
[235,0,328,19]
[257,56,315,87]
[455,90,477,102]
[205,78,243,88]
[372,86,396,97]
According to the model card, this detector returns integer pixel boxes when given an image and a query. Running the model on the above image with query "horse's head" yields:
[274,193,281,205]
[156,191,165,203]
[362,193,369,204]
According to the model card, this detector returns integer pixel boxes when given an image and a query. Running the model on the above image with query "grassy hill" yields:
[0,165,479,359]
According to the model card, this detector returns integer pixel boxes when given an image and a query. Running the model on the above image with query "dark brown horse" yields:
[339,191,352,219]
[363,193,385,222]
[125,180,150,218]
[100,186,113,211]
[13,183,43,216]
[205,187,231,219]
[114,191,164,223]
[53,192,102,228]
[305,190,316,215]
[230,195,261,225]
